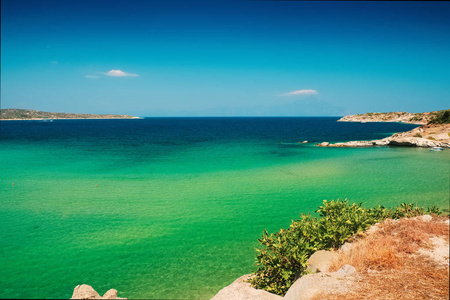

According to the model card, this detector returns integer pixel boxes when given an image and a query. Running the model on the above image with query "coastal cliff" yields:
[0,109,139,120]
[319,109,450,148]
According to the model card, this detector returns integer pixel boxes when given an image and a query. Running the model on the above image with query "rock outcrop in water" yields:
[316,123,450,148]
[70,284,126,299]
[318,110,450,148]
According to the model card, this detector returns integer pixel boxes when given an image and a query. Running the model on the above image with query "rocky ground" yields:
[211,215,449,300]
[317,123,450,148]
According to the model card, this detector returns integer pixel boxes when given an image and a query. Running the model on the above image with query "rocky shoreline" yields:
[318,113,450,148]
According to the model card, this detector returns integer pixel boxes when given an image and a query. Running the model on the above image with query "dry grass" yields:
[314,216,449,300]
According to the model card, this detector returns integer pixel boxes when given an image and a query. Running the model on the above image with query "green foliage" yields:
[413,133,422,138]
[251,214,320,294]
[390,203,424,219]
[250,200,441,296]
[316,200,375,248]
[426,205,441,215]
[428,109,450,124]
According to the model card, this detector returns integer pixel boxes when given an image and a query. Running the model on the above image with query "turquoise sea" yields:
[0,117,449,299]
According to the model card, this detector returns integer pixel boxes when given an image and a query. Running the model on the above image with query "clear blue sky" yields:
[1,0,449,116]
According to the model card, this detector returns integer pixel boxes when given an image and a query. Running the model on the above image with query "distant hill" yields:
[338,110,450,125]
[0,109,138,120]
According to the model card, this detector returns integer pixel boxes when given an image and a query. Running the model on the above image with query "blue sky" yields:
[1,0,449,116]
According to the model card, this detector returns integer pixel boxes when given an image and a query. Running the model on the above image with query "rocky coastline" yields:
[318,111,450,148]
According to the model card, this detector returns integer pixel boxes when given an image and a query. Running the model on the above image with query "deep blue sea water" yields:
[0,117,448,299]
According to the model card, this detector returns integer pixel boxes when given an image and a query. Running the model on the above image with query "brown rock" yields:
[71,285,101,299]
[210,274,282,300]
[284,265,357,300]
[306,250,337,273]
[102,289,127,299]
[70,285,126,300]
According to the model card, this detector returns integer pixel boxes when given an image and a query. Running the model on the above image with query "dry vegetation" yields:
[314,216,449,300]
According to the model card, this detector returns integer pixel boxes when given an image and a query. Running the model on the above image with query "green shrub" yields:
[390,203,424,219]
[250,200,441,296]
[426,205,442,215]
[413,133,422,138]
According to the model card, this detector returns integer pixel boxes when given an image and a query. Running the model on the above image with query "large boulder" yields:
[70,285,126,300]
[71,285,101,299]
[210,274,282,300]
[306,250,337,273]
[283,265,357,300]
[102,289,124,299]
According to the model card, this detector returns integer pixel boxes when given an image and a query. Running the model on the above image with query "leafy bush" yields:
[250,200,441,296]
[390,203,424,219]
[413,133,422,138]
[426,205,442,215]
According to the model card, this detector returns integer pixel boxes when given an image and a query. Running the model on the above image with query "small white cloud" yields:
[50,60,58,65]
[105,69,139,77]
[85,75,100,79]
[282,89,319,96]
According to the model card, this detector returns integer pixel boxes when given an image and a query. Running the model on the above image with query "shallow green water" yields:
[0,118,449,299]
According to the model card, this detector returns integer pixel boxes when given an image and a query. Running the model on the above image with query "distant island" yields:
[0,109,139,120]
[318,109,450,148]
